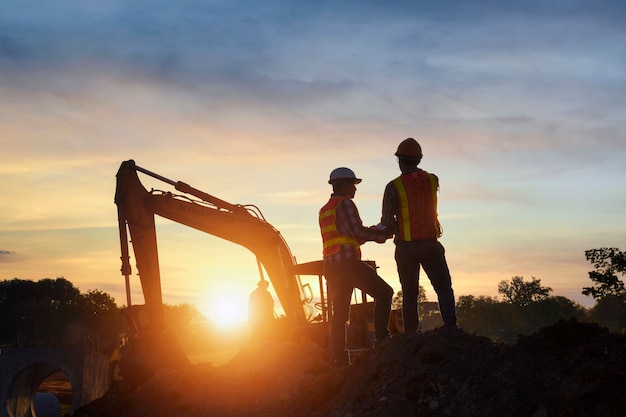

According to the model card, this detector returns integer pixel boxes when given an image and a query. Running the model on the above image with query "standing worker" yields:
[320,167,394,366]
[380,138,460,333]
[248,279,275,341]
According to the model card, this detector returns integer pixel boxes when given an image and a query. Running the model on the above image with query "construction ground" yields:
[76,317,626,417]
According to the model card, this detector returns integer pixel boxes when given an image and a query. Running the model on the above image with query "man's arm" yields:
[336,198,386,243]
[380,182,398,234]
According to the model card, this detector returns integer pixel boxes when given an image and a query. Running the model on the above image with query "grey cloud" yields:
[1,0,624,139]
[1,0,622,83]
[0,250,16,262]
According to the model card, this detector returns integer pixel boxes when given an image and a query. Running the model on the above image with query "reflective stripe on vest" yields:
[392,171,442,241]
[319,197,361,258]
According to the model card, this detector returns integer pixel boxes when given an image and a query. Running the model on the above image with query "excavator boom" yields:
[114,160,328,385]
[115,160,315,329]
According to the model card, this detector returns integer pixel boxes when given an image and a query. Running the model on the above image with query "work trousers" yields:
[395,240,457,332]
[324,258,393,364]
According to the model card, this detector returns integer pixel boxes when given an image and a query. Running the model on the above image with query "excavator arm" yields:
[115,160,316,331]
[114,160,327,385]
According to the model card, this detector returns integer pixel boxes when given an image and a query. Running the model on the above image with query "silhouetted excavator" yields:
[114,160,398,386]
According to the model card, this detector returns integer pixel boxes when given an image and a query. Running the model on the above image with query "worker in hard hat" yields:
[380,138,460,333]
[248,279,275,342]
[319,167,394,366]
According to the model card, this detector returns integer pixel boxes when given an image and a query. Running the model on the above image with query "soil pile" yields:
[77,317,626,417]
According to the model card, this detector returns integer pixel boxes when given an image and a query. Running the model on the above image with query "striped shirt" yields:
[324,195,384,263]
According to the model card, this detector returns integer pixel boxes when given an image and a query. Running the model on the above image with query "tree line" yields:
[0,277,206,355]
[1,247,624,353]
[0,277,123,353]
[410,247,626,342]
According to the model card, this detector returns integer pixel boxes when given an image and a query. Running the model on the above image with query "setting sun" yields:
[202,296,248,328]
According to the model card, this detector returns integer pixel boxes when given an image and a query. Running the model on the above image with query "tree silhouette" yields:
[78,289,125,352]
[456,293,588,342]
[0,277,123,352]
[582,247,626,302]
[0,277,234,354]
[498,276,552,307]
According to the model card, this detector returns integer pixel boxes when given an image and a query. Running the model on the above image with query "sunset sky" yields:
[1,1,625,323]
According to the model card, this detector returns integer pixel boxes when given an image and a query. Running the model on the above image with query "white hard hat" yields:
[328,167,362,184]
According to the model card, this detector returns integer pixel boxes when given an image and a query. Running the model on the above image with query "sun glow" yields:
[202,295,248,328]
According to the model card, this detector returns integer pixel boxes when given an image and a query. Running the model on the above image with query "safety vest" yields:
[319,197,361,258]
[392,170,442,241]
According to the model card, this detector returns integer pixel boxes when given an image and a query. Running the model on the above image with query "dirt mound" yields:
[78,317,626,417]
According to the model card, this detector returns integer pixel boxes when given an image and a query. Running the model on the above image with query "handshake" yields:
[369,223,393,243]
